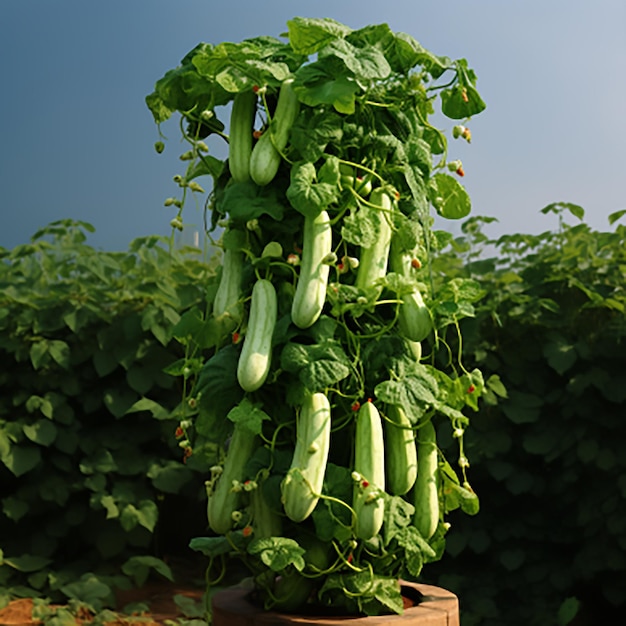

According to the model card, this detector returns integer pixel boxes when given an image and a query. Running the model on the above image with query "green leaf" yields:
[191,37,300,93]
[287,17,351,55]
[173,594,206,619]
[281,339,351,391]
[171,308,221,350]
[540,201,585,221]
[430,173,471,220]
[290,110,344,162]
[227,398,271,435]
[147,462,193,493]
[1,496,29,522]
[187,154,224,181]
[320,39,391,83]
[558,597,581,625]
[217,181,285,221]
[125,397,171,420]
[286,161,340,218]
[341,205,379,248]
[382,494,414,547]
[319,571,404,616]
[93,350,118,377]
[486,374,508,399]
[397,528,424,577]
[294,60,360,115]
[48,340,71,370]
[145,91,173,124]
[247,537,306,572]
[3,554,52,572]
[119,500,158,532]
[1,445,41,477]
[261,242,283,258]
[194,345,245,442]
[121,556,174,587]
[103,388,139,419]
[442,473,480,515]
[502,391,543,424]
[543,334,577,375]
[347,24,437,75]
[440,60,486,119]
[189,536,232,557]
[374,366,439,424]
[608,209,626,225]
[23,420,57,447]
[30,340,49,370]
[60,574,113,613]
[312,463,354,541]
[99,495,120,519]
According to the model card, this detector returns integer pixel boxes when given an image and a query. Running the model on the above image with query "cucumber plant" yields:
[148,15,487,618]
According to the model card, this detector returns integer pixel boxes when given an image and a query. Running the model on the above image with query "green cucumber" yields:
[250,481,282,539]
[413,420,439,540]
[291,210,332,329]
[207,422,257,534]
[237,279,277,392]
[228,90,257,183]
[384,404,418,496]
[213,245,244,331]
[354,189,393,295]
[389,239,432,342]
[281,392,331,522]
[353,401,385,540]
[249,78,300,186]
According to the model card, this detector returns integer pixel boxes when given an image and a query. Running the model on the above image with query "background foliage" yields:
[1,207,625,624]
[0,221,217,611]
[426,204,626,625]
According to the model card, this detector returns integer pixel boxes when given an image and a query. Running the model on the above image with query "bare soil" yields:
[0,579,206,626]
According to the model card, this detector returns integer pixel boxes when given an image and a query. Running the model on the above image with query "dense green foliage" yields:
[0,221,216,610]
[426,204,626,625]
[2,203,624,624]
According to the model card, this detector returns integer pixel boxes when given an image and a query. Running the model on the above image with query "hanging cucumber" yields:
[384,404,418,496]
[250,480,283,539]
[281,392,331,522]
[213,244,245,332]
[413,420,440,540]
[207,422,258,534]
[291,210,332,329]
[355,189,393,295]
[389,239,432,342]
[249,78,300,186]
[237,279,277,392]
[353,400,385,540]
[228,90,257,183]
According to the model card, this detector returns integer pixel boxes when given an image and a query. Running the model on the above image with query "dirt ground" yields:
[0,579,206,626]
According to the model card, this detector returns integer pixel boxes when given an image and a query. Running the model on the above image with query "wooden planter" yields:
[211,580,459,625]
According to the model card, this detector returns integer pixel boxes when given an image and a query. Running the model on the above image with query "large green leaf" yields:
[281,339,351,391]
[287,17,351,55]
[430,173,471,220]
[286,161,341,218]
[23,420,57,447]
[248,537,306,572]
[121,556,173,587]
[1,445,41,477]
[217,181,286,222]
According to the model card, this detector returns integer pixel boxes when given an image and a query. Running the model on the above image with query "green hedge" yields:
[425,205,626,625]
[0,221,215,608]
[2,208,625,623]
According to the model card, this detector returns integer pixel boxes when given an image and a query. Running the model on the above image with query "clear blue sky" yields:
[1,0,624,251]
